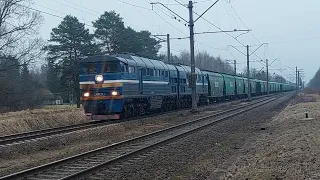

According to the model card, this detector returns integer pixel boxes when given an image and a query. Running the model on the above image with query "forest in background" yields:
[307,68,320,92]
[0,0,288,112]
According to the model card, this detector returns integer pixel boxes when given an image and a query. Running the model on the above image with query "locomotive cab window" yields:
[103,61,118,73]
[82,63,97,74]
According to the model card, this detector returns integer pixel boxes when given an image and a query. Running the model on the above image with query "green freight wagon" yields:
[260,80,267,95]
[222,74,236,99]
[250,79,258,95]
[206,71,224,102]
[235,76,245,97]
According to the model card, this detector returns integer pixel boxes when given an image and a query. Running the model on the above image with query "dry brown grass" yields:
[303,87,320,94]
[0,105,88,136]
[221,93,320,180]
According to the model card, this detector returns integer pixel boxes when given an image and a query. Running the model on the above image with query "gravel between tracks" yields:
[82,93,293,180]
[0,98,253,177]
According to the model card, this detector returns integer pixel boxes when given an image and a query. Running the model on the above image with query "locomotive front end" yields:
[80,56,125,120]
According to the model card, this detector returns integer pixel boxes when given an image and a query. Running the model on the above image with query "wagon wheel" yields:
[121,105,130,119]
[131,104,138,117]
[162,103,168,112]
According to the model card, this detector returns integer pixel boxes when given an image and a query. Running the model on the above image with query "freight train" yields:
[80,54,295,119]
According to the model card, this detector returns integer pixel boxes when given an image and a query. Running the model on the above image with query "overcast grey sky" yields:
[33,0,320,83]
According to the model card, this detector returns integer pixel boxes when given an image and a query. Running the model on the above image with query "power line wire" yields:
[194,0,220,22]
[62,0,101,14]
[117,0,152,10]
[50,0,98,16]
[151,7,187,35]
[226,0,260,44]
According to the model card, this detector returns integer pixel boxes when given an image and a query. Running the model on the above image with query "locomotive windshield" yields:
[82,63,97,74]
[103,61,118,73]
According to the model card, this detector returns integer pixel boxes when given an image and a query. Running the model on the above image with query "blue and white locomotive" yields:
[79,54,295,119]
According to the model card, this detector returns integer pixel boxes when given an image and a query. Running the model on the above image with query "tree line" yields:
[0,0,289,112]
[308,68,320,89]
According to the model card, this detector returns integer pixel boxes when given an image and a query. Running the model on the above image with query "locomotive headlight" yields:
[95,75,104,82]
[83,92,90,97]
[111,91,118,96]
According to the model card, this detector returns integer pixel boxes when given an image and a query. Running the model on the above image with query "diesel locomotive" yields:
[79,54,295,119]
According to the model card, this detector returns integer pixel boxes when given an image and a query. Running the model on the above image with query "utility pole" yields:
[167,34,171,63]
[188,1,197,112]
[229,43,267,101]
[234,60,236,75]
[151,1,248,112]
[266,59,269,94]
[246,45,251,100]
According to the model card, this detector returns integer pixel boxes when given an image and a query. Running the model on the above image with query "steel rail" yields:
[0,94,276,146]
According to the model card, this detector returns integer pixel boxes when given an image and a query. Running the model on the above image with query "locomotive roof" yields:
[80,55,119,62]
[177,65,202,75]
[117,54,175,71]
[81,55,293,85]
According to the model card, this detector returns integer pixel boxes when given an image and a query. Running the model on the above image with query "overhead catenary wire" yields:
[117,0,152,10]
[50,0,98,16]
[225,0,293,77]
[226,0,260,44]
[117,0,161,34]
[34,3,94,26]
[47,0,146,29]
[19,4,97,28]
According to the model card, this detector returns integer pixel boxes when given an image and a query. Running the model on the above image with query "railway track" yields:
[0,94,276,146]
[0,120,112,146]
[0,93,287,180]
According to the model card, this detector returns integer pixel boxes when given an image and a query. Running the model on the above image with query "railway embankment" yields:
[221,93,320,179]
[0,106,88,136]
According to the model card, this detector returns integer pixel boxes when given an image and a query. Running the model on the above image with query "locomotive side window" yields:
[129,66,135,73]
[103,61,118,73]
[82,63,97,74]
[142,68,146,76]
[165,71,168,77]
[172,86,177,93]
[149,69,154,76]
[120,62,127,72]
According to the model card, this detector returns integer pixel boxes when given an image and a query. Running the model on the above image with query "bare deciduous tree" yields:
[0,0,44,73]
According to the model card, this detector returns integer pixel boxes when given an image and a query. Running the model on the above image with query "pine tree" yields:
[93,11,160,58]
[45,15,98,107]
